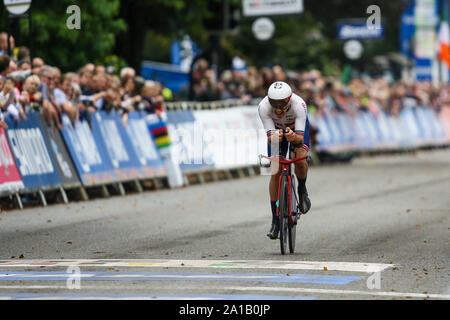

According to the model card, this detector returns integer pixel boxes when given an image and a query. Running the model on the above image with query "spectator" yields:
[139,80,164,115]
[18,60,31,71]
[0,32,14,57]
[121,76,144,112]
[53,71,79,124]
[17,46,30,62]
[78,67,93,95]
[38,66,62,129]
[192,59,219,101]
[0,77,25,122]
[32,57,44,69]
[18,75,42,112]
[120,67,136,82]
[0,55,10,77]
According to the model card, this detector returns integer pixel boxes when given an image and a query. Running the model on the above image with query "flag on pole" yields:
[438,0,450,68]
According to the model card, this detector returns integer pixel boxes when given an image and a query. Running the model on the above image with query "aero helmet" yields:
[268,81,292,109]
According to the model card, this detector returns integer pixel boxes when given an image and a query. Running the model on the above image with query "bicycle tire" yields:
[288,175,297,253]
[288,217,296,253]
[278,175,289,255]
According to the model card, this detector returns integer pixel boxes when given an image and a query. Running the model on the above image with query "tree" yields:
[17,0,126,71]
[115,0,211,72]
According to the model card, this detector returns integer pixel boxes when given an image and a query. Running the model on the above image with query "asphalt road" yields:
[0,149,448,300]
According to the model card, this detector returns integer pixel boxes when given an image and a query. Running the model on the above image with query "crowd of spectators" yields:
[191,58,449,119]
[1,32,450,132]
[0,33,167,130]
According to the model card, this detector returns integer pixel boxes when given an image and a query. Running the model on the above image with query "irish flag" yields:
[438,0,450,68]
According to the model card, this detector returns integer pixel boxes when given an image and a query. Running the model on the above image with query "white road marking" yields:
[0,274,95,278]
[0,284,448,299]
[0,259,393,273]
[224,286,450,299]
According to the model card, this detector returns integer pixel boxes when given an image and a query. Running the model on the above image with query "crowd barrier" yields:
[0,111,168,208]
[312,106,450,153]
[1,100,449,209]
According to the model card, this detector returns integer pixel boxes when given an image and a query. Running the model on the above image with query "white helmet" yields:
[268,81,292,109]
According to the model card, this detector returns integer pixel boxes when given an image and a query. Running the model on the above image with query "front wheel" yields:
[288,215,296,253]
[278,176,289,255]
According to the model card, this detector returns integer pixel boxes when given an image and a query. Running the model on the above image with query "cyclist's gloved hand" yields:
[271,129,284,142]
[284,127,296,142]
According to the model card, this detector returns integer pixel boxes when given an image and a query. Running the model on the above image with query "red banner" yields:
[0,127,24,193]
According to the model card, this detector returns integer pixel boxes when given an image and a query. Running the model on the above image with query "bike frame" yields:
[261,154,306,218]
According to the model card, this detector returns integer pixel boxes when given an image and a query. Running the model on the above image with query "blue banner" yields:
[315,106,450,152]
[337,23,384,40]
[401,1,415,58]
[90,111,141,180]
[5,112,61,189]
[124,112,166,177]
[141,61,189,93]
[60,114,116,185]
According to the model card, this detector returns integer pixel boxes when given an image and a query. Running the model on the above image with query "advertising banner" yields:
[125,112,166,177]
[243,0,303,17]
[90,111,146,181]
[141,61,189,93]
[39,115,80,186]
[0,126,24,193]
[193,107,264,169]
[5,112,61,189]
[60,114,117,185]
[166,110,214,172]
[337,23,385,40]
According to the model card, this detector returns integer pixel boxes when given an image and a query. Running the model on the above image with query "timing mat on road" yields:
[0,259,393,273]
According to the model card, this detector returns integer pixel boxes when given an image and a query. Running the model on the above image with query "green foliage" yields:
[4,0,402,75]
[22,0,126,71]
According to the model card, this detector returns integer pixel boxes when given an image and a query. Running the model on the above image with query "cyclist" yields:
[258,81,311,239]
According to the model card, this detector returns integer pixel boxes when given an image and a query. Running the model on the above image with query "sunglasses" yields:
[269,97,290,110]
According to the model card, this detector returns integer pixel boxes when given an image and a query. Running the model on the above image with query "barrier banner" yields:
[0,126,24,193]
[166,110,213,172]
[60,114,117,185]
[5,112,61,189]
[240,106,267,161]
[193,106,264,169]
[39,115,80,186]
[145,113,182,187]
[125,112,166,177]
[90,111,150,181]
[438,106,450,139]
[375,111,396,147]
[314,105,450,152]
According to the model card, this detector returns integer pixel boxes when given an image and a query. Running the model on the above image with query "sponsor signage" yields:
[252,17,275,41]
[243,0,303,17]
[3,0,32,15]
[59,114,116,185]
[165,110,213,172]
[337,23,384,40]
[39,114,80,186]
[124,112,166,177]
[0,126,24,193]
[343,39,364,60]
[5,112,61,189]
